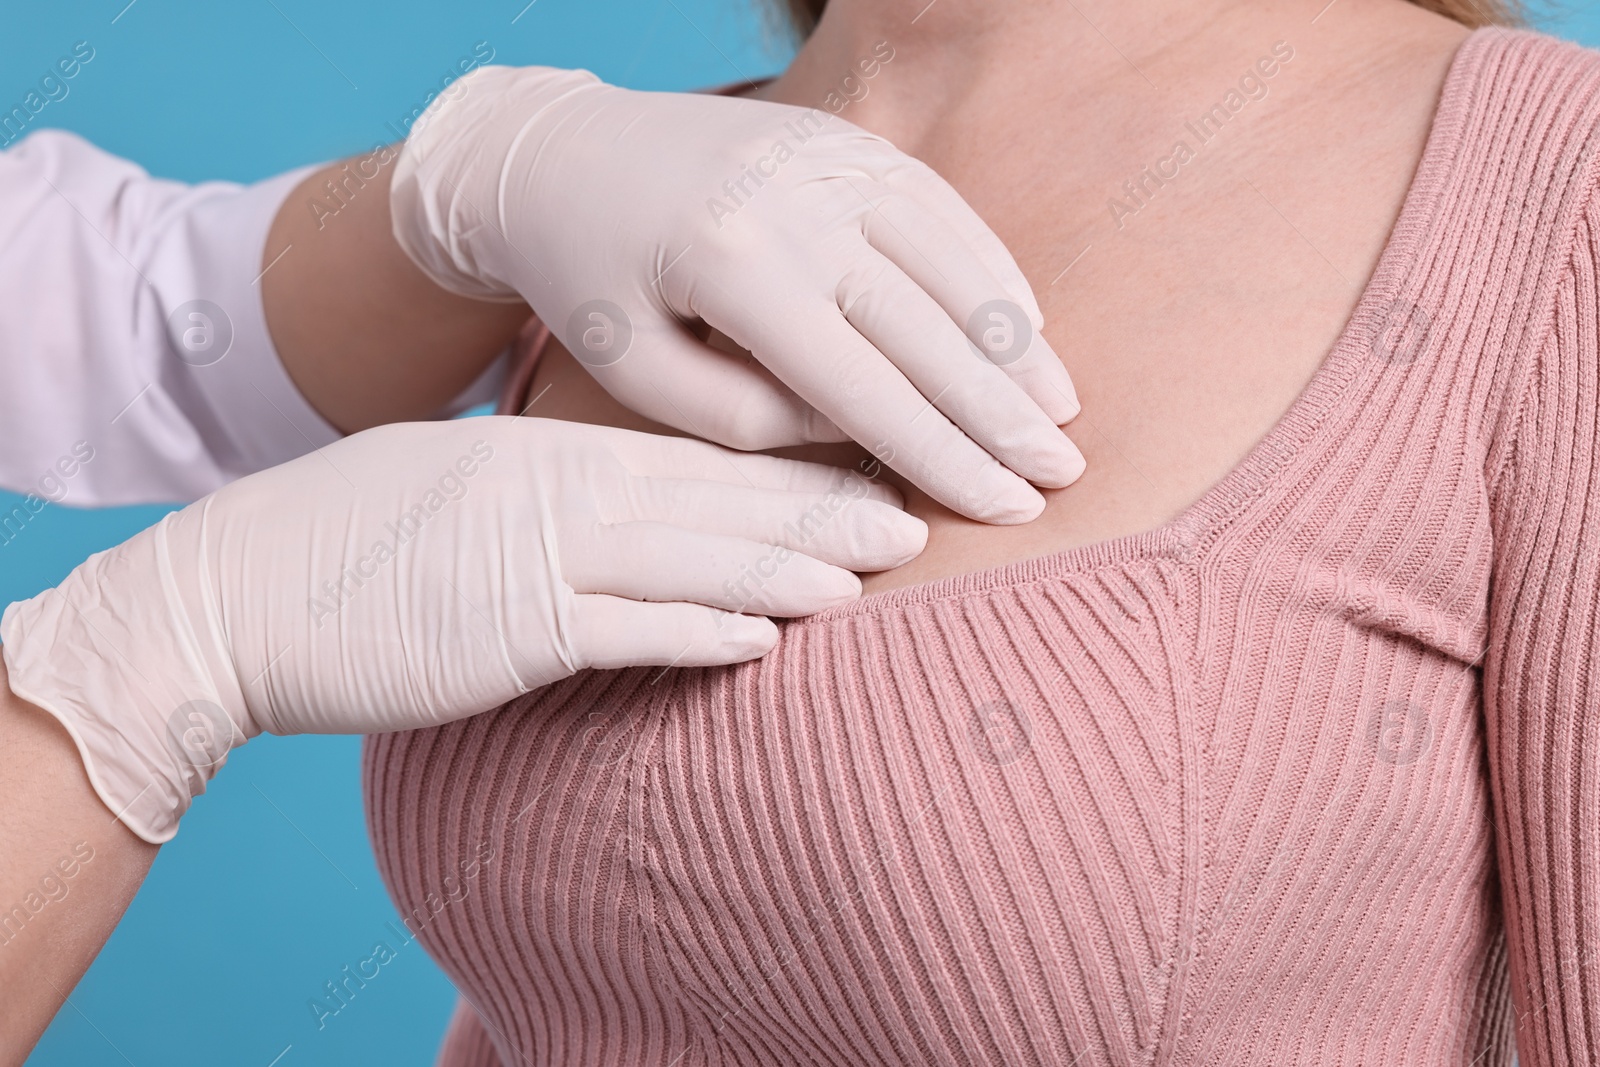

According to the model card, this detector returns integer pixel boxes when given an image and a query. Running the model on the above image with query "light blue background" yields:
[5,1,1598,1065]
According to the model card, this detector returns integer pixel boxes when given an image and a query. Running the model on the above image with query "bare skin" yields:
[260,148,533,433]
[0,663,155,1066]
[518,0,1470,594]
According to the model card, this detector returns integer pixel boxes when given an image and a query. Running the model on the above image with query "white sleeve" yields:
[0,129,512,508]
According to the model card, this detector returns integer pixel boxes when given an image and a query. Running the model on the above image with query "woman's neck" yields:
[758,0,1441,159]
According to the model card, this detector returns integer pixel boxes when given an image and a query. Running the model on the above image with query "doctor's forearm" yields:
[0,660,156,1065]
[260,149,532,434]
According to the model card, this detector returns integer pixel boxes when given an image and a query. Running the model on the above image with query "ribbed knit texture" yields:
[364,29,1600,1066]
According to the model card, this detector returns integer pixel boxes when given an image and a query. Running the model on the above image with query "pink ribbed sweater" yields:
[364,29,1600,1066]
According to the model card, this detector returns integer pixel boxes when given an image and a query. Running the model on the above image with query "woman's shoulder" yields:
[1365,26,1600,497]
[1443,27,1600,184]
[1454,23,1600,80]
[1447,28,1600,304]
[1452,29,1600,499]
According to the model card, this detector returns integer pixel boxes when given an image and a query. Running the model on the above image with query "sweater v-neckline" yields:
[808,28,1492,623]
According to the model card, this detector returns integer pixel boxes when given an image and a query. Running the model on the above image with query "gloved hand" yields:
[389,66,1084,524]
[0,417,925,844]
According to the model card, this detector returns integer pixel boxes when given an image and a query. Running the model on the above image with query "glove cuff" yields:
[389,64,605,303]
[0,509,249,844]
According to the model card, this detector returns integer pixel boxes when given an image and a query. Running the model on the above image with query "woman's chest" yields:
[366,535,1502,1065]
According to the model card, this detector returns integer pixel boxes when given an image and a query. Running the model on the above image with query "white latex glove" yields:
[389,66,1084,524]
[0,417,924,844]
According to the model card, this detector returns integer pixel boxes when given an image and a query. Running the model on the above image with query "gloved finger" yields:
[568,595,778,670]
[858,185,1080,425]
[578,315,849,450]
[697,324,851,444]
[601,426,898,498]
[835,248,1084,489]
[613,477,927,572]
[693,284,1047,524]
[565,521,862,617]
